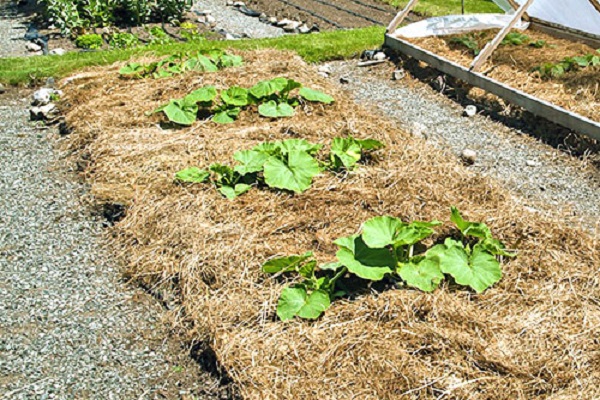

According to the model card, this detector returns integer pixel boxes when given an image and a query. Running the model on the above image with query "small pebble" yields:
[464,105,477,117]
[26,42,42,52]
[461,148,477,165]
[0,83,5,94]
[339,76,350,84]
[373,52,387,61]
[392,69,405,81]
[526,160,538,167]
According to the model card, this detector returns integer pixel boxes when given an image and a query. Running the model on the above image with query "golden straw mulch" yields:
[61,50,600,399]
[403,30,600,123]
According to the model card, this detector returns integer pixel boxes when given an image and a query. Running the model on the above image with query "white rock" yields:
[268,16,278,24]
[283,22,301,32]
[30,103,57,121]
[26,42,42,52]
[392,69,405,81]
[197,9,212,15]
[298,24,311,34]
[33,88,62,106]
[464,105,477,117]
[197,15,206,23]
[373,52,387,61]
[318,72,329,78]
[49,48,66,56]
[205,15,216,24]
[318,65,332,75]
[48,24,56,30]
[526,160,538,167]
[461,148,477,165]
[0,83,5,94]
[225,33,238,40]
[233,1,245,6]
[225,0,233,5]
[276,18,293,27]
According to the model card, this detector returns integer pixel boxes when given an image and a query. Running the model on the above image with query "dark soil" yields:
[245,0,400,30]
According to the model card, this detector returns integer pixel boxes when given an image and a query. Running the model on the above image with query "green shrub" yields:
[75,34,104,49]
[108,32,140,49]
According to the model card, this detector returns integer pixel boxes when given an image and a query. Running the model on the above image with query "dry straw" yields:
[410,29,600,123]
[61,49,599,399]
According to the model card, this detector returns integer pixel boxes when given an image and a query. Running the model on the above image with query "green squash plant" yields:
[263,207,515,321]
[175,137,383,198]
[535,49,600,78]
[119,49,243,80]
[155,77,334,126]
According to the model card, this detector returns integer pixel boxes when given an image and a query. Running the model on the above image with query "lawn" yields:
[0,27,384,85]
[383,0,502,16]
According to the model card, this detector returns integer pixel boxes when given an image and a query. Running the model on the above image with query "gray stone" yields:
[268,16,278,24]
[226,0,234,5]
[298,24,311,34]
[197,9,212,15]
[283,21,302,32]
[392,69,405,81]
[205,14,216,24]
[464,105,477,117]
[526,160,538,167]
[318,65,332,75]
[373,51,387,61]
[26,42,41,52]
[33,88,62,106]
[276,18,293,27]
[49,48,66,56]
[460,148,477,165]
[30,103,57,121]
[233,1,245,6]
[0,83,5,94]
[409,122,428,140]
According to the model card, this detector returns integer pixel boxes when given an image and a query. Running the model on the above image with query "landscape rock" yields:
[45,77,55,88]
[460,148,477,165]
[392,69,405,81]
[49,48,66,56]
[268,16,278,24]
[373,51,387,61]
[0,83,5,94]
[197,15,206,23]
[26,42,41,52]
[526,160,538,167]
[32,88,62,106]
[196,9,212,15]
[205,15,216,24]
[464,105,477,117]
[225,0,233,5]
[29,103,57,121]
[283,21,301,32]
[339,76,350,84]
[318,65,332,75]
[298,24,311,34]
[276,18,293,27]
[259,13,268,22]
[233,1,245,6]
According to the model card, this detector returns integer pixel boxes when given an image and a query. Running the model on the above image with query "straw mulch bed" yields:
[401,29,599,123]
[61,49,600,399]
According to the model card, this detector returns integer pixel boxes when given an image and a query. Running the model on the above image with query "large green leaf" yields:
[277,139,322,155]
[262,251,314,274]
[218,54,244,68]
[276,287,330,321]
[162,100,197,126]
[361,216,404,248]
[429,239,502,293]
[361,217,440,248]
[212,107,241,124]
[221,86,249,107]
[281,79,302,96]
[263,151,321,193]
[258,100,295,118]
[335,235,396,281]
[218,183,251,199]
[450,206,491,239]
[299,87,334,104]
[249,77,289,99]
[330,137,363,169]
[174,167,210,183]
[398,257,443,292]
[185,54,219,72]
[119,62,144,78]
[355,138,384,151]
[184,86,217,105]
[233,150,269,175]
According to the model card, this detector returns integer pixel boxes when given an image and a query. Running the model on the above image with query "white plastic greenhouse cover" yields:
[493,0,600,36]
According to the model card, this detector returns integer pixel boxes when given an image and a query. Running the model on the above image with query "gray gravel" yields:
[0,0,29,58]
[328,61,600,235]
[0,95,224,399]
[193,0,283,38]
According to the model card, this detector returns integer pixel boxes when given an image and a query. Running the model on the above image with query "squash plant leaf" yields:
[450,206,491,239]
[429,239,502,293]
[233,150,269,175]
[393,221,441,247]
[249,77,289,99]
[258,100,295,118]
[162,100,197,126]
[398,256,444,292]
[221,86,249,107]
[330,137,363,169]
[281,79,303,97]
[218,54,243,68]
[119,62,144,78]
[299,87,335,104]
[355,138,384,151]
[263,151,321,193]
[262,251,314,274]
[277,287,330,321]
[213,107,241,124]
[175,167,210,183]
[185,54,219,72]
[184,86,217,105]
[277,139,322,155]
[361,216,404,248]
[335,235,396,281]
[218,183,251,199]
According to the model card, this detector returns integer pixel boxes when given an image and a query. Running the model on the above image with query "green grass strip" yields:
[383,0,501,16]
[0,27,384,85]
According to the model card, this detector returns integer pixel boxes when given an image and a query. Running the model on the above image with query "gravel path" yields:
[0,94,225,400]
[0,0,28,58]
[193,0,283,38]
[328,61,600,235]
